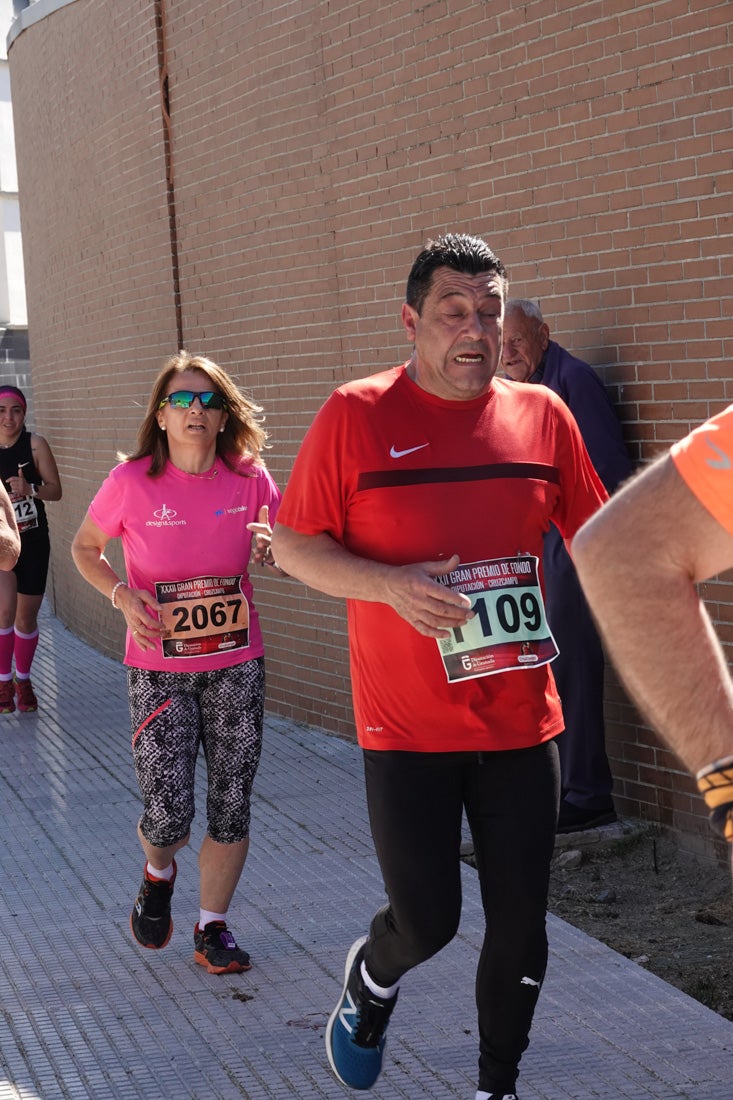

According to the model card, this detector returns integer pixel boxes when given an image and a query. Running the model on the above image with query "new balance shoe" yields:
[14,677,37,712]
[130,861,176,949]
[194,920,251,974]
[325,936,398,1090]
[0,679,15,713]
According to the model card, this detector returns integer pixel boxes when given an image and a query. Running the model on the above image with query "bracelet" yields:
[110,581,128,609]
[261,545,286,575]
[696,757,733,842]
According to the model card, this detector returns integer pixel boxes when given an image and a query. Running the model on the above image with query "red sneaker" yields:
[14,677,38,712]
[0,678,15,713]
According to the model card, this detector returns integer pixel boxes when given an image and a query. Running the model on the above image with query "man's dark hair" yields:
[405,233,508,314]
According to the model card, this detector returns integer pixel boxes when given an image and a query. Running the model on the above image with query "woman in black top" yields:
[0,386,62,712]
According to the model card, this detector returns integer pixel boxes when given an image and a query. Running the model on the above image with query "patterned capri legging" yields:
[128,658,264,847]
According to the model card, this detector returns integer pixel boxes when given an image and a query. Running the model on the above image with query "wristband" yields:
[261,545,286,575]
[30,484,37,498]
[110,581,128,609]
[696,756,733,842]
[262,544,279,569]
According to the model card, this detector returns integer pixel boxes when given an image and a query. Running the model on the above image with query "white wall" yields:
[0,0,27,326]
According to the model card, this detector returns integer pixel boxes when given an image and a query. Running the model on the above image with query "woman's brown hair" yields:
[124,351,268,477]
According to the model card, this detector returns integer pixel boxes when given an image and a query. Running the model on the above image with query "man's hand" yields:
[0,481,19,569]
[383,553,474,638]
[272,525,473,636]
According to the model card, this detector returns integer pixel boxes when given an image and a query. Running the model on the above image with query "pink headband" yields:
[0,388,26,410]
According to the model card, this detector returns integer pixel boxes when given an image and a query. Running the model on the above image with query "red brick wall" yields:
[8,0,733,859]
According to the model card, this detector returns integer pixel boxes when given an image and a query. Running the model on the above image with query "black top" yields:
[0,429,48,537]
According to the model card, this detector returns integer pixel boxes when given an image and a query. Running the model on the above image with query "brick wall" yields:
[8,0,733,859]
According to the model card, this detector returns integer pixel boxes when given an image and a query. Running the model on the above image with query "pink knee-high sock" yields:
[0,626,14,678]
[14,628,39,678]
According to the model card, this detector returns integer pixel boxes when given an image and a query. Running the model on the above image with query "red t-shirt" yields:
[278,364,607,752]
[671,405,733,537]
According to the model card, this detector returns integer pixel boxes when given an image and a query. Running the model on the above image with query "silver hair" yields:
[505,298,544,323]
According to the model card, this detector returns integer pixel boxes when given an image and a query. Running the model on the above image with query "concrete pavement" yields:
[1,604,732,1099]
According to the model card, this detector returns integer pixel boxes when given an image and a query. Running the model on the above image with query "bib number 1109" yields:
[436,556,558,682]
[453,589,542,645]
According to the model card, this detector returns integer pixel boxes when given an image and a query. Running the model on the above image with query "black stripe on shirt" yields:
[356,462,560,492]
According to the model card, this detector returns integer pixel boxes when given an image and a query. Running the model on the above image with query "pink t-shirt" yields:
[89,454,281,672]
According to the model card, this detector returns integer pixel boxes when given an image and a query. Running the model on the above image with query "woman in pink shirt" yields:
[72,351,282,974]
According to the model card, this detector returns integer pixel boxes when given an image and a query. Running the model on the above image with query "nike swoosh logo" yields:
[705,438,732,470]
[390,443,430,459]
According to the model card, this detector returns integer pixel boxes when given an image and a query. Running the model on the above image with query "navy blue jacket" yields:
[531,341,632,494]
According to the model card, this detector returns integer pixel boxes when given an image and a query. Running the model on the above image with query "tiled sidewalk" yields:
[1,604,732,1099]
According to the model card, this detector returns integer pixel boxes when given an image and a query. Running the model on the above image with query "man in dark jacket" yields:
[503,299,632,831]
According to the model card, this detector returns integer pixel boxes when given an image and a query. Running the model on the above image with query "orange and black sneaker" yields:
[14,677,38,712]
[0,679,15,714]
[130,861,177,949]
[194,920,251,974]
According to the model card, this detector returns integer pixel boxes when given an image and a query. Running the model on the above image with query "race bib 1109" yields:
[436,556,558,683]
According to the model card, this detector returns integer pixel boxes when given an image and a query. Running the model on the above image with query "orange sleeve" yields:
[671,405,733,537]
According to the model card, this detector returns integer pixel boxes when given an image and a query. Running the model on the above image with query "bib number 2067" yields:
[170,598,243,633]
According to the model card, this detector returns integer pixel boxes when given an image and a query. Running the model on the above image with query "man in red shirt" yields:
[273,234,606,1099]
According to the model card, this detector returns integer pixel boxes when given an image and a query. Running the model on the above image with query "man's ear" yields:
[402,302,418,343]
[539,322,551,351]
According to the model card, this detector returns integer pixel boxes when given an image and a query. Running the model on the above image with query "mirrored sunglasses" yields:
[158,390,227,410]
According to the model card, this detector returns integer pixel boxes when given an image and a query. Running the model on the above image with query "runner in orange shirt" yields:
[573,404,733,878]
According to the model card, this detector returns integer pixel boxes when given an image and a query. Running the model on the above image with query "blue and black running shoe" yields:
[325,936,398,1090]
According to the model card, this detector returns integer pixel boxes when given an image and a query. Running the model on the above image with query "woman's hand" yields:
[116,585,164,652]
[247,504,273,564]
[247,505,286,575]
[246,503,283,572]
[71,515,164,649]
[6,463,32,498]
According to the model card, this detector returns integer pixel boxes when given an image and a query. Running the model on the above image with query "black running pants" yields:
[362,740,560,1096]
